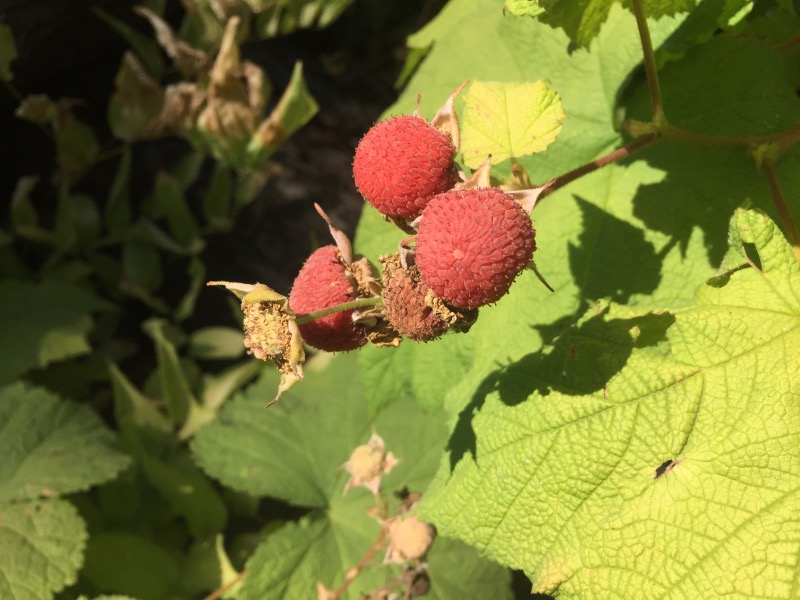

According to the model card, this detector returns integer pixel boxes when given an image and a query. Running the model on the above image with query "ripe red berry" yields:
[289,245,367,352]
[353,115,457,219]
[416,188,536,309]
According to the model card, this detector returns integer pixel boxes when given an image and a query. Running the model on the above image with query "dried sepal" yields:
[208,281,305,405]
[455,154,493,190]
[430,80,468,152]
[341,432,399,496]
[314,203,353,266]
[134,6,207,77]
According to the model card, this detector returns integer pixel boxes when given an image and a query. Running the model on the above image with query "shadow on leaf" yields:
[447,307,675,471]
[568,197,662,303]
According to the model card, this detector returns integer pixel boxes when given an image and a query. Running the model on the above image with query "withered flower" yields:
[342,432,399,496]
[208,281,304,405]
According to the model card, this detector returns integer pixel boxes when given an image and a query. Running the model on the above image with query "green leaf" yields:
[503,0,545,17]
[460,79,565,168]
[140,453,227,538]
[152,172,201,246]
[105,147,133,235]
[0,281,107,386]
[188,326,245,360]
[200,359,264,411]
[55,109,99,171]
[174,256,206,322]
[143,319,201,426]
[15,94,57,124]
[247,61,318,166]
[93,7,164,78]
[252,0,356,36]
[632,36,800,136]
[108,362,173,451]
[202,163,233,230]
[0,24,17,81]
[0,383,131,501]
[420,208,800,598]
[55,187,101,249]
[426,536,513,599]
[531,0,696,47]
[193,353,512,598]
[122,239,163,293]
[82,532,180,600]
[108,51,165,142]
[0,499,87,599]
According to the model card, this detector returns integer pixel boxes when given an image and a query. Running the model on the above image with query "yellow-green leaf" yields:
[460,79,565,168]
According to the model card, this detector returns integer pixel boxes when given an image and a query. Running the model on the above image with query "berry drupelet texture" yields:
[353,115,457,219]
[289,245,367,352]
[415,188,536,309]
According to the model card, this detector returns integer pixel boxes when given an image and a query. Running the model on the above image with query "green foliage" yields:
[0,282,107,387]
[460,80,565,168]
[4,0,800,597]
[421,208,800,597]
[0,384,130,599]
[193,353,513,598]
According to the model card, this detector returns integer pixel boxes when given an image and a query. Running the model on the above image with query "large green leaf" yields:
[0,499,86,600]
[507,0,699,48]
[0,384,130,501]
[420,208,800,597]
[0,281,107,386]
[192,354,512,599]
[0,384,130,599]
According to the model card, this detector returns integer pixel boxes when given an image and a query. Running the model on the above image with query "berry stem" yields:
[295,297,383,324]
[331,528,388,599]
[762,159,800,262]
[631,0,665,125]
[540,134,659,200]
[201,569,248,600]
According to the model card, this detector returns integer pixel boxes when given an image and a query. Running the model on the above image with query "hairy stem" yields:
[295,297,382,324]
[762,161,800,261]
[631,0,665,123]
[332,529,388,599]
[539,134,660,201]
[664,123,800,149]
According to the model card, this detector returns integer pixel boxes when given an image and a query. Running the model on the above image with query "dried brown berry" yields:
[380,253,478,341]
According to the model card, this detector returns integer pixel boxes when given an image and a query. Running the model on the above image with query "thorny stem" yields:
[295,297,382,324]
[331,529,388,600]
[539,134,660,201]
[202,569,248,600]
[631,0,664,124]
[762,160,800,262]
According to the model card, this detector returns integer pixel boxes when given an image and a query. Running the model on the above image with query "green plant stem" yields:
[540,134,660,200]
[631,0,664,124]
[762,160,800,262]
[202,569,248,600]
[664,123,800,149]
[779,34,800,53]
[295,297,382,324]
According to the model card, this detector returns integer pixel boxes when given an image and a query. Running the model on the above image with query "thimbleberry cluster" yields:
[217,87,547,401]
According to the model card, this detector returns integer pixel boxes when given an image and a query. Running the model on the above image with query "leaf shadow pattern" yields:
[568,197,662,304]
[447,307,675,471]
[630,143,761,268]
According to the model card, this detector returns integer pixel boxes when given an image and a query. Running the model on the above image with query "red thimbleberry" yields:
[353,115,457,219]
[416,188,536,310]
[289,245,367,352]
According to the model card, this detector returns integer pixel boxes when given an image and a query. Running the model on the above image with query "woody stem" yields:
[295,297,383,324]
